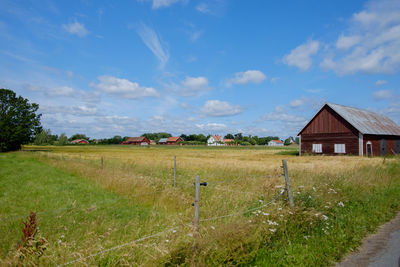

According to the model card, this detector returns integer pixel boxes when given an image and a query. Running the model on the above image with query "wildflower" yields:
[263,212,269,216]
[269,228,276,233]
[257,210,261,213]
[322,215,329,221]
[211,226,215,230]
[165,240,169,243]
[288,211,293,215]
[172,230,177,233]
[304,235,309,240]
[324,206,330,209]
[315,213,320,217]
[58,239,62,244]
[278,207,282,211]
[280,214,283,217]
[312,186,316,191]
[188,233,193,237]
[248,220,252,223]
[259,199,264,203]
[338,201,345,207]
[308,195,312,199]
[267,220,279,226]
[297,192,300,195]
[262,221,266,224]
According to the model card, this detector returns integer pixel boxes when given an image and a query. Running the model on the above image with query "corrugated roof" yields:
[159,138,168,143]
[327,103,400,135]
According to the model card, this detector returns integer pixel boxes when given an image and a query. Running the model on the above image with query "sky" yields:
[1,0,400,139]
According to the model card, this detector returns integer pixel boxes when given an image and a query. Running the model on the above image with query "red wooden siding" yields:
[363,135,400,156]
[300,106,359,155]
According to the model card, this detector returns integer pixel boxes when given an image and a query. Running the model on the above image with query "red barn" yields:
[121,136,150,145]
[298,103,400,156]
[71,139,88,144]
[166,136,183,145]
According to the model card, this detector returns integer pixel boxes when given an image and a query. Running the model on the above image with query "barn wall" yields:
[301,132,359,155]
[363,134,400,156]
[300,106,360,155]
[301,106,357,134]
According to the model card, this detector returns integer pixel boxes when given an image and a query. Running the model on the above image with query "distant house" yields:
[288,136,296,144]
[121,136,150,145]
[158,138,168,145]
[268,140,284,146]
[207,135,223,146]
[223,139,234,145]
[298,102,400,156]
[150,140,156,145]
[166,136,183,145]
[71,139,88,144]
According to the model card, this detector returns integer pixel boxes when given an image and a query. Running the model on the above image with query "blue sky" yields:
[1,0,400,139]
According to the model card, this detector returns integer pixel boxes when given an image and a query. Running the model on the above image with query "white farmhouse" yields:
[207,135,224,146]
[268,140,284,146]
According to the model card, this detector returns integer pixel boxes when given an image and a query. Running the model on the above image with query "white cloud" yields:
[46,86,75,97]
[196,122,227,131]
[375,80,388,86]
[336,35,361,50]
[171,76,211,97]
[40,104,98,116]
[62,21,88,37]
[373,89,394,100]
[200,100,243,117]
[137,23,169,68]
[283,40,320,71]
[226,70,267,86]
[290,98,307,108]
[270,77,280,83]
[261,106,306,122]
[151,0,180,9]
[196,3,210,13]
[321,0,400,75]
[93,75,159,99]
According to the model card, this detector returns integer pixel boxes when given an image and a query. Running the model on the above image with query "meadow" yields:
[1,145,399,266]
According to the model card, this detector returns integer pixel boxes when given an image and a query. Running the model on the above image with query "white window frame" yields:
[334,144,346,154]
[312,144,322,153]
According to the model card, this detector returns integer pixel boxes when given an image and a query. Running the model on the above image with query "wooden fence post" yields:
[101,157,103,169]
[282,159,294,207]
[194,175,200,233]
[174,156,177,187]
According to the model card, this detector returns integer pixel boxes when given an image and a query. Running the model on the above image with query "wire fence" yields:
[13,150,292,266]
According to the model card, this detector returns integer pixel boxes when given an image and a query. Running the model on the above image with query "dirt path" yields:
[337,212,400,267]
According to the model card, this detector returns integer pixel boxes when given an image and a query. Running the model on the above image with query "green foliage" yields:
[180,134,207,143]
[57,133,68,146]
[68,133,89,142]
[142,132,171,142]
[98,135,123,144]
[0,89,42,152]
[34,129,58,145]
[224,133,234,139]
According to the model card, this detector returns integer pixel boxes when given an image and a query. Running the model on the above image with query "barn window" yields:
[312,144,322,153]
[334,144,346,153]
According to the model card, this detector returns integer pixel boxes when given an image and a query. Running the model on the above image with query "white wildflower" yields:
[269,228,276,233]
[312,186,316,192]
[304,235,309,240]
[280,214,283,217]
[324,206,330,209]
[267,220,279,226]
[338,201,345,207]
[165,240,169,243]
[188,233,193,237]
[58,239,62,244]
[172,230,177,233]
[278,208,282,211]
[322,215,329,221]
[211,226,215,230]
[297,192,300,195]
[248,220,252,223]
[289,211,293,215]
[259,199,264,203]
[263,212,270,216]
[308,195,312,199]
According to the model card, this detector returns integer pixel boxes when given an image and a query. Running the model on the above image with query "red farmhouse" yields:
[298,103,400,156]
[71,139,88,144]
[166,136,183,145]
[121,136,150,145]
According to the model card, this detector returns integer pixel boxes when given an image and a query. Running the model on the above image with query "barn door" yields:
[366,143,372,157]
[395,140,400,154]
[380,139,387,156]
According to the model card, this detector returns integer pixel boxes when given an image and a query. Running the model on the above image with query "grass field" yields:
[1,145,400,266]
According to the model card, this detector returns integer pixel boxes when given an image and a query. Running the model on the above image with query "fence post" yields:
[174,156,177,187]
[194,175,200,233]
[101,157,103,169]
[282,159,294,207]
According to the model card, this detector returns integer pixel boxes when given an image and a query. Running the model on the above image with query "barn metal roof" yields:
[299,103,400,136]
[158,138,168,143]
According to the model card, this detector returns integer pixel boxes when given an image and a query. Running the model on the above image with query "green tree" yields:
[224,133,234,139]
[69,133,89,141]
[34,129,53,145]
[57,133,68,145]
[0,89,41,152]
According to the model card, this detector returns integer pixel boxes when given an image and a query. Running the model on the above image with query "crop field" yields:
[1,145,400,266]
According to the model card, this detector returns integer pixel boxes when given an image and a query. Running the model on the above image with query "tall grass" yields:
[1,146,399,266]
